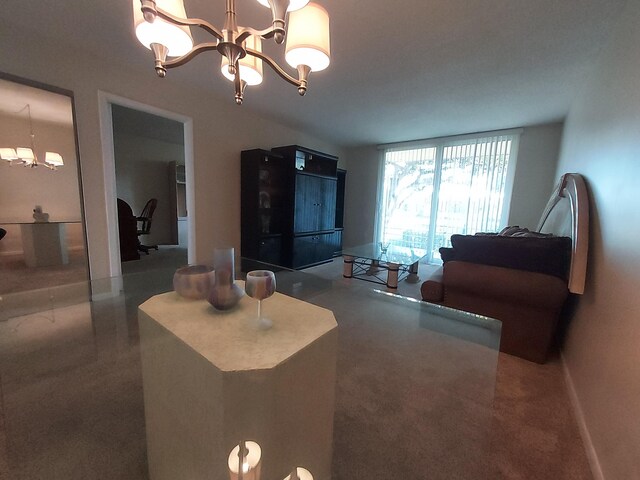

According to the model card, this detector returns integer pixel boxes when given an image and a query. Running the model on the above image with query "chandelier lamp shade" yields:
[0,105,64,170]
[132,0,331,105]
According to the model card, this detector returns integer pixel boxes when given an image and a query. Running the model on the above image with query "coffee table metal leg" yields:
[343,255,354,278]
[387,263,399,289]
[406,261,421,283]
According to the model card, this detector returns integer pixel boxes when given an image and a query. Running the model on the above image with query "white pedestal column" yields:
[138,285,338,480]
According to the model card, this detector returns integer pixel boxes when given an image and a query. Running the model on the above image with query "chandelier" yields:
[0,104,64,170]
[132,0,331,105]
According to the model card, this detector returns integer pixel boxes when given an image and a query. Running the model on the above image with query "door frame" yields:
[98,91,195,278]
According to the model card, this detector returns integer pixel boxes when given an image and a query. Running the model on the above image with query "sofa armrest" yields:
[420,266,444,302]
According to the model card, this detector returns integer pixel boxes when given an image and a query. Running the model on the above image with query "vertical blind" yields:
[377,132,519,263]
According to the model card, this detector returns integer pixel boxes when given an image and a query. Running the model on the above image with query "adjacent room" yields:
[1,0,638,479]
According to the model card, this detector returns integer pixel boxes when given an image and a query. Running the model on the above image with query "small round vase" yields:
[208,247,244,310]
[208,281,244,311]
[173,265,215,300]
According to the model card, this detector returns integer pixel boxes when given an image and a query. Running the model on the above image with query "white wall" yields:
[0,23,343,280]
[555,1,640,478]
[342,146,379,247]
[507,122,563,228]
[343,123,562,249]
[114,132,184,246]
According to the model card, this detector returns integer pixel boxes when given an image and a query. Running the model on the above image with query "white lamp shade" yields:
[221,36,264,86]
[0,148,18,161]
[227,441,261,480]
[285,2,330,72]
[133,0,193,57]
[255,0,310,12]
[283,467,314,480]
[45,152,65,167]
[16,147,35,164]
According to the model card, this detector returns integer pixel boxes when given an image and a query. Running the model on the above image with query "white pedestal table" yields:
[138,282,338,480]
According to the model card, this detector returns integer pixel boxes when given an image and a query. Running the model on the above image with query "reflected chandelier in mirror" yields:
[0,103,64,170]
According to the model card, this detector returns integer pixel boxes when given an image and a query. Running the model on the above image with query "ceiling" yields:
[1,0,628,147]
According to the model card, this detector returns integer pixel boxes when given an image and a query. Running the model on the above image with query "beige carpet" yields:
[0,256,593,479]
[305,259,592,479]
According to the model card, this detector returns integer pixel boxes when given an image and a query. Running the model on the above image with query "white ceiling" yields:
[1,0,628,147]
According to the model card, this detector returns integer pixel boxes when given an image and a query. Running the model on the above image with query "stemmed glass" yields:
[245,270,276,329]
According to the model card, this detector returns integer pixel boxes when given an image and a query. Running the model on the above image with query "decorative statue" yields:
[33,205,50,223]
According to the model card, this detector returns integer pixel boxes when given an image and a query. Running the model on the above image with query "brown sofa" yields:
[421,260,569,363]
[421,173,589,364]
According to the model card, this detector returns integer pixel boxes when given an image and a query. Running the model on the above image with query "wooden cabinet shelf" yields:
[241,149,287,265]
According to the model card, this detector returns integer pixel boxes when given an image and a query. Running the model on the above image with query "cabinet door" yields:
[319,178,337,231]
[292,232,336,268]
[292,235,317,268]
[258,236,282,265]
[315,232,336,262]
[294,174,337,234]
[294,174,322,233]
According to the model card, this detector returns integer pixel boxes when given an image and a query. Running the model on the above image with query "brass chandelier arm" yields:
[162,42,220,69]
[245,48,301,87]
[236,27,279,44]
[155,7,223,40]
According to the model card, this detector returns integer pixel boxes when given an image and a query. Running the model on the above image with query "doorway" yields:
[98,93,195,280]
[111,105,188,274]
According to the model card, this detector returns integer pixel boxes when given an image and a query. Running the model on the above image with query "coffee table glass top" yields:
[342,242,428,265]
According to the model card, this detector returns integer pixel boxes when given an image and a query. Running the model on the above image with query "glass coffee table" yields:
[258,261,502,479]
[0,260,502,480]
[342,242,428,288]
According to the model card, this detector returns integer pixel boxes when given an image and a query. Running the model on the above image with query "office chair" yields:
[117,199,140,261]
[137,198,159,254]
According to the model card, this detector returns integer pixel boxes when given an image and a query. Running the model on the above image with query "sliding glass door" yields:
[377,132,519,263]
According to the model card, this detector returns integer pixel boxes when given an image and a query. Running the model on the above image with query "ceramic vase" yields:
[208,247,244,310]
[173,265,215,300]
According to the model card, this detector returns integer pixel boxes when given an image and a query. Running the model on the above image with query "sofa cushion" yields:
[498,225,555,238]
[440,234,572,280]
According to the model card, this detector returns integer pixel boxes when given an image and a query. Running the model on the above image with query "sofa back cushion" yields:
[440,234,572,280]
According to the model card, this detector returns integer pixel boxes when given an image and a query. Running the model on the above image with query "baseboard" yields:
[561,351,605,480]
[0,250,23,256]
[1,246,84,257]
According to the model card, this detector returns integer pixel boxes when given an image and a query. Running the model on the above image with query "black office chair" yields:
[137,198,159,254]
[117,199,140,261]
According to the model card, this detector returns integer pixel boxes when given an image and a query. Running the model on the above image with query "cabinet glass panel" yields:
[258,156,286,235]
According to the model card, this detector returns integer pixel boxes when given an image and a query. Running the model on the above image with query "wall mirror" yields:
[0,74,89,300]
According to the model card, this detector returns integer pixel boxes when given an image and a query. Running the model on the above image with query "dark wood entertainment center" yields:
[241,145,345,269]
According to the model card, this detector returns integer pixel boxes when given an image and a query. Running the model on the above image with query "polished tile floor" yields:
[0,253,593,479]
